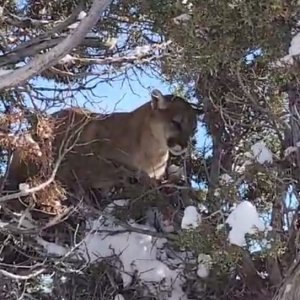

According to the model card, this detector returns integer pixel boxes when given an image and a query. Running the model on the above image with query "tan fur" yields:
[6,90,198,191]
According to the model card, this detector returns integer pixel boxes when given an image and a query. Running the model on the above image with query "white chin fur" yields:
[169,146,187,156]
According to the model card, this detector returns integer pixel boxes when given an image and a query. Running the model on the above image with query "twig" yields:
[0,268,45,280]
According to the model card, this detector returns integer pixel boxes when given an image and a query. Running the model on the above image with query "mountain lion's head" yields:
[149,89,198,156]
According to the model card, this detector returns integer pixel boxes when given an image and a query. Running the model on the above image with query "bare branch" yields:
[0,2,85,67]
[0,0,112,90]
[0,36,111,68]
[0,268,45,280]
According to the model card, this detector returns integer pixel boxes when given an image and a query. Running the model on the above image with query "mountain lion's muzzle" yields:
[167,137,188,156]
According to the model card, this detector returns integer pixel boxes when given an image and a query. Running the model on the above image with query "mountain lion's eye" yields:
[172,120,182,130]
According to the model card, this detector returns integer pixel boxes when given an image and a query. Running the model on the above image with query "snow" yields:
[274,32,300,67]
[38,274,54,294]
[79,223,157,286]
[197,254,212,278]
[133,45,152,56]
[19,183,30,192]
[104,37,118,50]
[285,284,292,294]
[104,199,130,213]
[68,22,79,29]
[37,203,190,300]
[76,219,185,293]
[17,210,36,229]
[226,201,265,247]
[261,238,272,249]
[86,32,99,38]
[274,55,294,67]
[198,203,208,214]
[289,32,300,56]
[181,0,193,10]
[173,13,191,25]
[0,221,9,228]
[68,14,86,30]
[284,146,298,157]
[36,237,68,256]
[132,259,171,282]
[234,159,252,174]
[59,54,75,64]
[0,68,13,76]
[220,173,233,184]
[197,264,209,278]
[216,224,224,231]
[258,271,268,279]
[77,11,87,20]
[251,141,273,164]
[181,206,201,229]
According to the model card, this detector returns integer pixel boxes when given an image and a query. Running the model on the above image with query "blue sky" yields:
[32,71,172,113]
[85,72,172,112]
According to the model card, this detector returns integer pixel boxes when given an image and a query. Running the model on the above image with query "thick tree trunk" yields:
[273,254,300,300]
[272,78,300,300]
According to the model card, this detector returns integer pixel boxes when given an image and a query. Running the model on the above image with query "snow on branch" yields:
[226,201,265,247]
[0,0,112,90]
[58,41,172,66]
[251,141,273,164]
[181,206,201,229]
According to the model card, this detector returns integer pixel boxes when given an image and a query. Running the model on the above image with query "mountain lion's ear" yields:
[151,89,168,110]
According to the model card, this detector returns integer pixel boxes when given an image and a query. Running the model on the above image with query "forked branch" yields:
[0,0,112,90]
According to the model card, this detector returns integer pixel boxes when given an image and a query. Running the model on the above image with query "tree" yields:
[1,0,300,299]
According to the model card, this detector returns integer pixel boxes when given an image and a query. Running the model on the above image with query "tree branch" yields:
[0,36,113,68]
[0,0,112,90]
[0,268,45,280]
[0,2,85,66]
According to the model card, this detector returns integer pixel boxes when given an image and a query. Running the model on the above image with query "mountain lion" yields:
[6,89,198,192]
